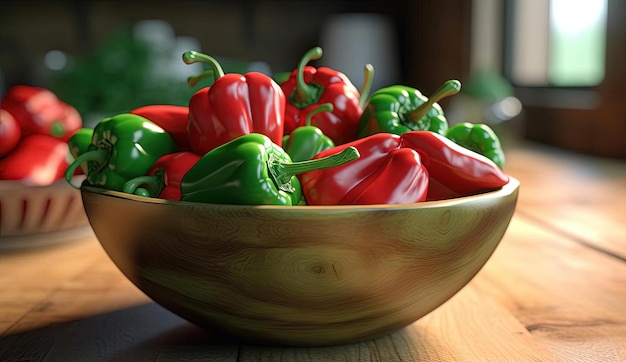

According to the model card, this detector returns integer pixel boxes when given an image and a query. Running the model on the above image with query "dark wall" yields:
[0,0,470,90]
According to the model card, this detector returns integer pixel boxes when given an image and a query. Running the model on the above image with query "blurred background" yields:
[1,0,624,158]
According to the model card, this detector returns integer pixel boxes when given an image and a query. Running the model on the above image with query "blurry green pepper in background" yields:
[282,103,335,162]
[445,122,506,169]
[272,72,291,85]
[180,133,359,206]
[357,79,461,138]
[67,127,94,175]
[45,28,203,126]
[64,113,178,191]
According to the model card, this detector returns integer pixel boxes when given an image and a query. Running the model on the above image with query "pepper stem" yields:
[50,120,66,138]
[269,146,360,192]
[293,47,323,105]
[122,175,160,197]
[305,103,333,127]
[64,148,108,188]
[182,50,225,86]
[133,188,152,197]
[359,64,375,109]
[408,79,461,123]
[186,70,214,87]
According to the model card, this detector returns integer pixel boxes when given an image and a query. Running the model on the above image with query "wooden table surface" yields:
[1,141,625,362]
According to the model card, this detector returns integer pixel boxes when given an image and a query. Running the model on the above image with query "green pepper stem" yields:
[305,103,333,127]
[50,121,66,138]
[64,148,108,188]
[186,69,214,87]
[408,79,461,123]
[270,146,360,191]
[122,175,159,196]
[359,64,375,109]
[133,187,152,197]
[182,50,225,86]
[294,47,323,105]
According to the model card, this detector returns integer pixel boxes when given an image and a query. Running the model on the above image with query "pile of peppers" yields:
[1,85,83,186]
[63,47,510,206]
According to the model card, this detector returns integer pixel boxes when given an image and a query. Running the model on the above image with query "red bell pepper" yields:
[300,131,510,205]
[280,47,368,145]
[0,108,21,157]
[122,151,200,200]
[182,50,285,155]
[399,131,509,200]
[0,134,70,186]
[130,104,191,151]
[0,85,82,141]
[299,133,429,205]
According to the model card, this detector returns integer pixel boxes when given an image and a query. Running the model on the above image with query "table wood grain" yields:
[1,141,625,361]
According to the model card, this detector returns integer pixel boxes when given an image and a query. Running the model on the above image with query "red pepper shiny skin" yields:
[299,133,429,205]
[0,108,21,157]
[399,131,509,200]
[280,47,363,145]
[281,67,362,145]
[182,50,285,155]
[130,105,191,151]
[152,151,200,200]
[122,151,200,200]
[0,85,82,141]
[0,134,70,186]
[187,73,285,156]
[300,131,510,204]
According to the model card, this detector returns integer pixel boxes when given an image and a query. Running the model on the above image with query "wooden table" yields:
[1,141,625,361]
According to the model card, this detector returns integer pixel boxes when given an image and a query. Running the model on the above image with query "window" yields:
[506,0,607,87]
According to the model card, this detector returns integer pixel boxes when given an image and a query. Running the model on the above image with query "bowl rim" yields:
[80,176,520,212]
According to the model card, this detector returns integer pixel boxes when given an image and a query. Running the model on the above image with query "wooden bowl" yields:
[81,177,519,346]
[0,177,91,250]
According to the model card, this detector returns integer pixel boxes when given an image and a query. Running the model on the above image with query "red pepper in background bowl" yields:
[280,47,372,145]
[0,85,82,141]
[0,108,21,157]
[0,134,70,186]
[122,151,200,200]
[182,50,285,155]
[130,105,191,151]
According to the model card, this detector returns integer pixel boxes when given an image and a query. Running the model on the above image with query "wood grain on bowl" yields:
[80,178,519,346]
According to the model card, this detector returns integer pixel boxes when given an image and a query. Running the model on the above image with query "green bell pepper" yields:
[180,133,359,206]
[357,79,461,138]
[282,103,335,162]
[445,122,506,169]
[64,113,178,191]
[67,127,94,175]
